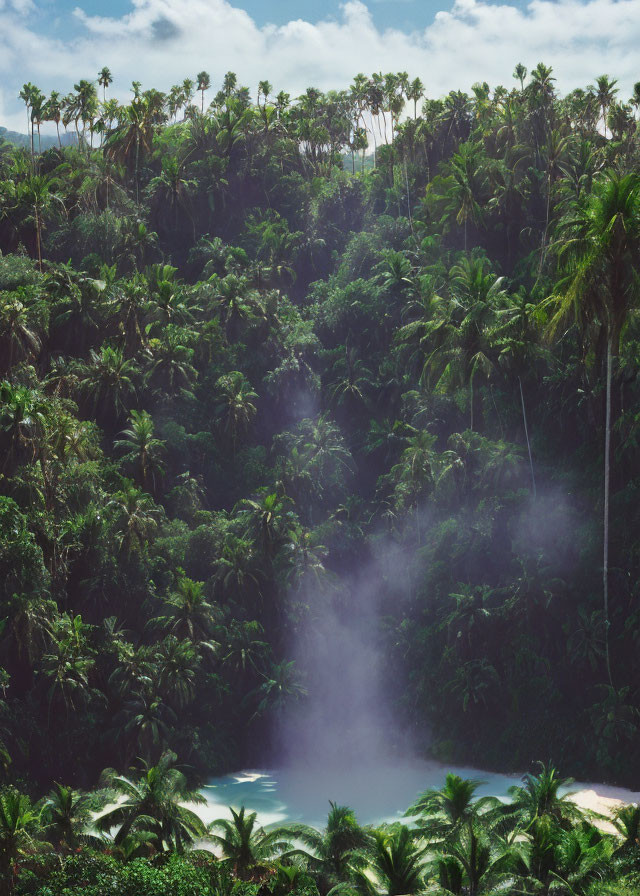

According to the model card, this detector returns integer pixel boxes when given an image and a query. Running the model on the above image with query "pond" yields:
[197,759,640,829]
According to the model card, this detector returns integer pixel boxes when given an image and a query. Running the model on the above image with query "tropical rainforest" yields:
[1,63,640,894]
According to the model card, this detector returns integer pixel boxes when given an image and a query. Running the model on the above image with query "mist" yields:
[278,526,418,774]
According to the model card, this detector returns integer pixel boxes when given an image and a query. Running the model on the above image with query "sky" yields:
[1,0,640,133]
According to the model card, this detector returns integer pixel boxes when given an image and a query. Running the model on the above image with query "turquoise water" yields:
[198,760,640,829]
[198,759,524,828]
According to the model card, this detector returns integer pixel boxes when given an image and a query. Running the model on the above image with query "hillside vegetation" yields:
[1,65,640,808]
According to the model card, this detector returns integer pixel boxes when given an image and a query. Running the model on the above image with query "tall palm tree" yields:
[16,174,62,271]
[549,170,640,683]
[18,83,38,159]
[592,75,618,137]
[44,92,63,148]
[513,63,528,91]
[196,71,211,112]
[407,77,425,119]
[98,66,113,102]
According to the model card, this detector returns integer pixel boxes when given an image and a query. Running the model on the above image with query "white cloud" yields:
[1,0,639,133]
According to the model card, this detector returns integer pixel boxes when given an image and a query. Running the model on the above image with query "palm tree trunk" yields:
[519,377,536,497]
[35,206,42,272]
[603,334,613,685]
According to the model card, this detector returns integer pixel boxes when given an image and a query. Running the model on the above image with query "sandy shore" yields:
[570,784,640,832]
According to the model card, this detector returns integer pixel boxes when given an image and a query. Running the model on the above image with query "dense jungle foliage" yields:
[2,762,640,896]
[2,63,640,878]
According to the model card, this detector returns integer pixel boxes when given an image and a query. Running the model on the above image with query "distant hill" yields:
[0,126,77,150]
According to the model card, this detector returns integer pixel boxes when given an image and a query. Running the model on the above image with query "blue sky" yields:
[43,0,458,34]
[1,0,639,132]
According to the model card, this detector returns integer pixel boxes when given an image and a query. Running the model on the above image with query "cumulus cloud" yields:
[1,0,639,132]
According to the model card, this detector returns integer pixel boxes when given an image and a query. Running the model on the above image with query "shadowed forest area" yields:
[1,64,640,894]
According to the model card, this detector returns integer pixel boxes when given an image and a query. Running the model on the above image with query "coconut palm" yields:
[196,71,211,112]
[505,763,583,829]
[108,485,162,555]
[98,66,113,102]
[407,774,500,843]
[364,826,428,896]
[208,807,293,878]
[286,803,371,894]
[42,783,90,850]
[115,409,165,492]
[215,371,258,445]
[152,575,219,646]
[549,170,640,682]
[0,292,42,374]
[95,751,205,852]
[435,825,519,895]
[591,75,618,137]
[0,790,44,896]
[76,344,137,424]
[15,174,63,270]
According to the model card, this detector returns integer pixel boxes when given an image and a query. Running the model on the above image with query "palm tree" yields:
[105,97,155,203]
[431,142,487,250]
[40,614,94,721]
[436,826,517,896]
[0,790,43,896]
[214,536,264,611]
[592,75,618,137]
[146,155,195,235]
[286,803,371,894]
[196,71,211,112]
[365,826,427,896]
[513,63,528,91]
[108,484,161,555]
[153,575,219,645]
[98,66,113,102]
[407,77,425,119]
[115,409,165,492]
[612,803,640,858]
[95,751,206,852]
[75,344,137,424]
[549,170,640,683]
[44,91,63,148]
[423,257,504,431]
[251,660,306,720]
[155,636,199,708]
[215,371,258,446]
[208,807,293,878]
[18,83,39,159]
[406,774,500,843]
[145,326,197,394]
[506,763,583,829]
[539,130,570,271]
[42,783,90,850]
[0,293,42,374]
[16,174,62,271]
